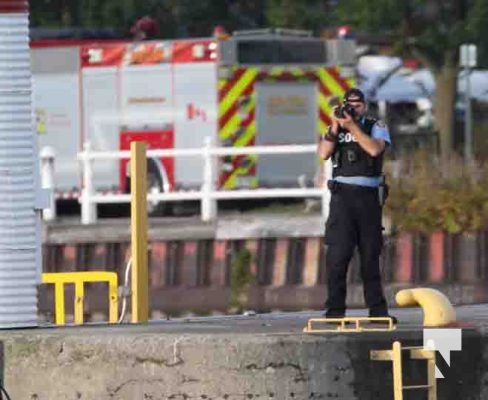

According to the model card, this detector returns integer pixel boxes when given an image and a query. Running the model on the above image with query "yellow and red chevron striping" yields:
[325,67,351,92]
[218,68,246,101]
[219,80,255,136]
[218,66,355,188]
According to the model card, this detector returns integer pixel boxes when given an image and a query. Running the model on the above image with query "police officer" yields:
[318,88,396,323]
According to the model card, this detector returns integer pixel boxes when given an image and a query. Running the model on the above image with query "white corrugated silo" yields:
[0,0,41,328]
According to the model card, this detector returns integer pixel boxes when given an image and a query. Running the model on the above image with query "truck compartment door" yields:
[255,82,318,187]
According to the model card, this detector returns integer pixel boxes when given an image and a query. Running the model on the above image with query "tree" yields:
[29,0,131,30]
[335,0,488,159]
[29,0,266,38]
[264,0,333,33]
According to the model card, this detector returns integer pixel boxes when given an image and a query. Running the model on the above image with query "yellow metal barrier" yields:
[42,271,118,325]
[370,341,437,400]
[303,316,396,333]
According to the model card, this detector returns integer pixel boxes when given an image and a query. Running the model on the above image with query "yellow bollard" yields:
[395,288,456,327]
[130,141,149,323]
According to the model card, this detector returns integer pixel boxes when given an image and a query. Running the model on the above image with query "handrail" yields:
[77,138,331,224]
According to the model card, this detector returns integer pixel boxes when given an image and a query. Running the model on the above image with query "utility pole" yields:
[460,43,477,163]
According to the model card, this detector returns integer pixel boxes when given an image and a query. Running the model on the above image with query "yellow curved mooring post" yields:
[396,288,456,327]
[130,141,149,323]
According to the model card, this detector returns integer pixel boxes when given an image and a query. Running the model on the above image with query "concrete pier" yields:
[2,305,488,399]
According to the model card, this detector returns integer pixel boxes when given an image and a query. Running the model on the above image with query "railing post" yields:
[80,141,97,224]
[74,281,85,324]
[201,136,217,221]
[321,159,332,225]
[40,146,56,221]
[54,282,65,325]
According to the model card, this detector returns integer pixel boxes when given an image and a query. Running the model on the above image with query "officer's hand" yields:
[330,106,340,131]
[337,111,355,130]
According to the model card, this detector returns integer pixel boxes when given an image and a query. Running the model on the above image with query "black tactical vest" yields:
[331,117,383,177]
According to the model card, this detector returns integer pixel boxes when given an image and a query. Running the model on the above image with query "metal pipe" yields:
[464,68,472,162]
[40,146,56,221]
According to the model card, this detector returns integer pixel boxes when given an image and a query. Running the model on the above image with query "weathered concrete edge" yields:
[1,327,486,400]
[42,220,217,243]
[42,214,325,243]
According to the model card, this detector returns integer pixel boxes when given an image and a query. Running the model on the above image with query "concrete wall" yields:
[40,217,488,319]
[1,326,486,399]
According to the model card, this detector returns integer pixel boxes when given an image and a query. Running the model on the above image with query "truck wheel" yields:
[147,166,167,216]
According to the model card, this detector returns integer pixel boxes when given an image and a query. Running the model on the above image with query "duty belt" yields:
[327,179,388,207]
[327,180,378,194]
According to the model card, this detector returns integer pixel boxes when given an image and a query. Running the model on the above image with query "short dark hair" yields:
[343,88,365,103]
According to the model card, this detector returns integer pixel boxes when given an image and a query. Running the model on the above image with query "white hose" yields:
[117,258,132,323]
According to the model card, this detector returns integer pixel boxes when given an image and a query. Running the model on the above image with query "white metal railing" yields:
[40,146,57,221]
[76,137,332,224]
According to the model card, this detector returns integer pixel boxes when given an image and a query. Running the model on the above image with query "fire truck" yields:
[31,28,356,213]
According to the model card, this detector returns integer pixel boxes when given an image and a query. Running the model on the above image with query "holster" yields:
[378,176,389,207]
[327,179,339,193]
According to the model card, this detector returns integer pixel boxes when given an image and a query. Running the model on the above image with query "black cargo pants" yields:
[323,181,388,317]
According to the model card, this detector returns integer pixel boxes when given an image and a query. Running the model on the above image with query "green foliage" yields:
[29,0,264,38]
[264,0,331,32]
[228,248,255,314]
[384,150,488,234]
[171,0,229,37]
[28,0,488,69]
[30,0,134,29]
[334,0,488,68]
[334,0,404,33]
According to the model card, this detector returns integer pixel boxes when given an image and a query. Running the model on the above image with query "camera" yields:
[334,102,357,119]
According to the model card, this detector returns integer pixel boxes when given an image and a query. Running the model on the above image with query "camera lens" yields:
[343,103,356,119]
[334,106,344,118]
